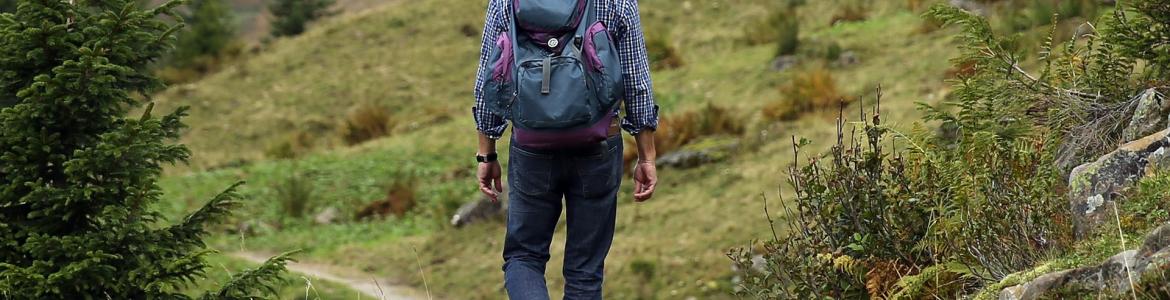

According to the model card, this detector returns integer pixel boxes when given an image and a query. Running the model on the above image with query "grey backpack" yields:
[482,0,624,149]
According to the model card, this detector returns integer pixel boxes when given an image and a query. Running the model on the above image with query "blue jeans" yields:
[503,135,623,300]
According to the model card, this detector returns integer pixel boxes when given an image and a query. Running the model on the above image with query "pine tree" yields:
[0,0,289,298]
[0,0,15,13]
[171,0,235,70]
[268,0,334,38]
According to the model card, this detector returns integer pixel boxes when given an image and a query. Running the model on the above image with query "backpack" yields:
[481,0,624,149]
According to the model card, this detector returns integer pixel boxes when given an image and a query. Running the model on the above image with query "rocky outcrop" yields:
[949,0,989,16]
[1068,128,1170,237]
[1121,89,1168,142]
[450,194,506,228]
[1000,223,1170,300]
[314,207,340,225]
[657,137,740,170]
[770,55,798,72]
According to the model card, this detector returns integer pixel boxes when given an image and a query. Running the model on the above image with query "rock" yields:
[451,194,506,228]
[999,270,1072,300]
[770,55,798,72]
[1058,250,1145,293]
[1145,146,1170,177]
[1000,224,1170,299]
[1139,222,1170,257]
[949,0,988,16]
[233,220,276,236]
[1068,129,1170,237]
[1121,88,1169,142]
[656,136,740,170]
[831,51,860,68]
[314,207,340,225]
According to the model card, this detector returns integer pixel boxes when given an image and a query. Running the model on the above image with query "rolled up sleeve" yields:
[616,0,659,134]
[472,0,508,140]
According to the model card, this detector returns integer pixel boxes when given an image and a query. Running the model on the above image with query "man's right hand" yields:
[477,160,503,202]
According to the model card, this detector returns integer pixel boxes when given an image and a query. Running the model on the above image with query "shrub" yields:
[268,0,335,38]
[626,103,745,169]
[163,0,239,84]
[0,0,13,12]
[658,104,744,153]
[824,42,843,61]
[996,0,1101,33]
[645,34,684,70]
[830,1,870,25]
[339,104,393,145]
[735,0,1170,296]
[355,181,416,220]
[734,90,1070,298]
[0,0,288,297]
[762,67,845,121]
[745,6,800,57]
[266,130,316,159]
[1118,173,1170,234]
[274,171,314,222]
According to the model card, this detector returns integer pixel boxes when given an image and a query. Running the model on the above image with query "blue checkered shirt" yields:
[472,0,659,140]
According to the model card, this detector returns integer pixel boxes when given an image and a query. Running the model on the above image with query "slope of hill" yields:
[154,0,962,298]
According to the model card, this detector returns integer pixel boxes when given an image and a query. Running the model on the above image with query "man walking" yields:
[471,0,658,298]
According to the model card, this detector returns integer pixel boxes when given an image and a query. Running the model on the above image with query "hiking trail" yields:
[230,251,429,300]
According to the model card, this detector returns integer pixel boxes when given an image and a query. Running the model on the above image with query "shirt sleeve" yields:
[472,0,508,140]
[616,0,659,134]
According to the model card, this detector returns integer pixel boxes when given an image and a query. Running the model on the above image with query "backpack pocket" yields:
[582,21,623,110]
[513,57,596,129]
[484,32,515,117]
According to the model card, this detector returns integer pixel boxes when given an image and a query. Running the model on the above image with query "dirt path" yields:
[230,252,429,300]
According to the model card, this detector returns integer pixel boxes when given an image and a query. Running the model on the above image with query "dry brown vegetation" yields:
[355,182,416,220]
[646,35,684,71]
[338,103,393,145]
[763,67,848,121]
[624,104,745,168]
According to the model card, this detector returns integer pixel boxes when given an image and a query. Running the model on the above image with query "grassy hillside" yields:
[154,0,964,298]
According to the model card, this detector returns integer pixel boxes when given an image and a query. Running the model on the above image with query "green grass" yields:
[187,252,364,299]
[155,0,967,298]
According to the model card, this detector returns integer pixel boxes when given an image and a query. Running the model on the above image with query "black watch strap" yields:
[476,153,498,163]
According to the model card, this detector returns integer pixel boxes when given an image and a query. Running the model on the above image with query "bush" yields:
[266,130,316,159]
[830,1,870,25]
[1118,173,1170,234]
[996,0,1101,33]
[646,34,684,71]
[0,0,14,12]
[824,42,843,61]
[275,171,314,222]
[745,6,800,57]
[268,0,335,38]
[734,90,1071,298]
[762,67,845,121]
[338,104,393,145]
[627,103,745,169]
[735,0,1170,296]
[163,0,239,84]
[355,181,416,220]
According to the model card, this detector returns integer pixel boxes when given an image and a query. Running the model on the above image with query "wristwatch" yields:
[476,153,498,163]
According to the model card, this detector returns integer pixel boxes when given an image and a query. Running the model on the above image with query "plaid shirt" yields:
[472,0,659,140]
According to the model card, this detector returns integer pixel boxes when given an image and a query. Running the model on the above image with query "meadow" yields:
[144,0,1148,298]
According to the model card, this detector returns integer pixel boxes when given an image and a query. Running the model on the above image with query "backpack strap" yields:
[566,0,594,58]
[505,0,520,85]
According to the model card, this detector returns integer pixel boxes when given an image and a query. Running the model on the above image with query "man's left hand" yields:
[633,160,656,202]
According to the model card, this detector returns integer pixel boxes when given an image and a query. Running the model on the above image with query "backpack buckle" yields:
[541,57,552,95]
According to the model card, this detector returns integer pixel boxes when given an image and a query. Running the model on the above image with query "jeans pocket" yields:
[576,141,622,199]
[509,146,554,199]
